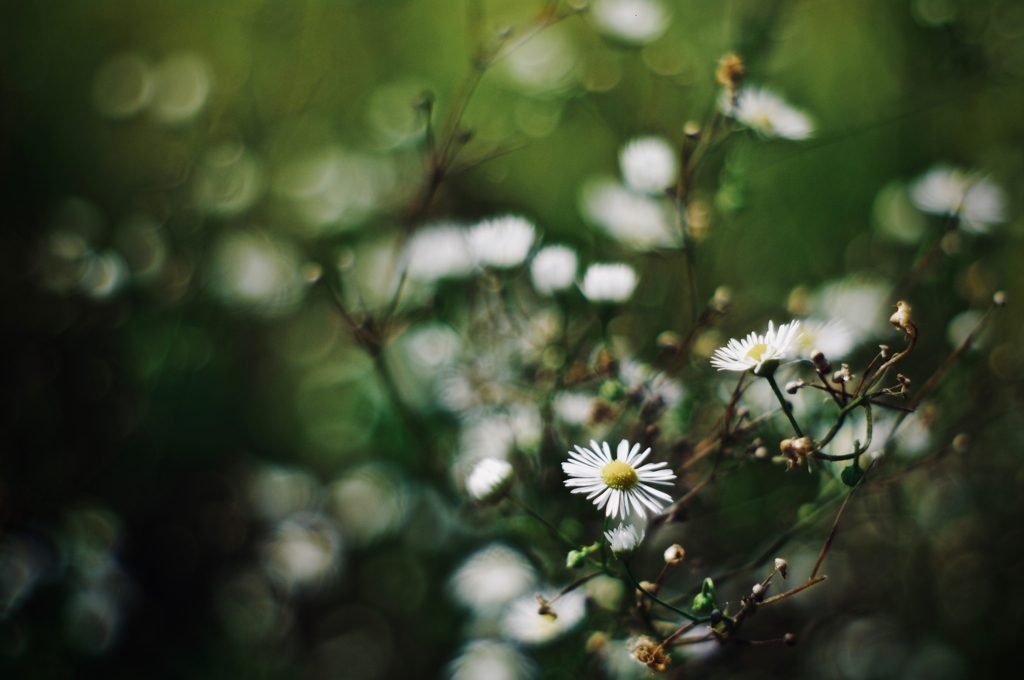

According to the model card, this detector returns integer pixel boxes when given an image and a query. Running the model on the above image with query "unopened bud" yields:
[664,544,686,565]
[712,286,731,313]
[785,380,804,395]
[657,331,684,354]
[751,583,763,596]
[755,446,769,459]
[810,350,831,375]
[994,290,1007,307]
[775,558,788,578]
[710,609,723,626]
[684,121,701,138]
[879,344,891,359]
[890,300,913,335]
[639,581,659,595]
[784,633,797,647]
[952,433,970,454]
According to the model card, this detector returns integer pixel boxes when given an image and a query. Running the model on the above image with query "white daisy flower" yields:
[562,440,676,519]
[619,136,678,194]
[580,179,678,250]
[723,86,814,140]
[909,165,1005,233]
[450,544,536,613]
[795,318,857,361]
[468,216,536,269]
[581,263,638,303]
[530,245,578,294]
[710,320,802,373]
[605,523,644,561]
[590,0,670,45]
[465,458,514,503]
[501,588,586,644]
[810,278,890,343]
[403,224,475,282]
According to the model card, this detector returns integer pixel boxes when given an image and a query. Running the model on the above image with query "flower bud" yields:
[890,300,913,335]
[774,558,788,578]
[605,523,645,562]
[684,121,701,138]
[785,380,804,395]
[663,544,686,565]
[879,344,891,359]
[755,446,769,459]
[994,290,1007,307]
[751,583,763,596]
[810,350,831,375]
[465,458,514,504]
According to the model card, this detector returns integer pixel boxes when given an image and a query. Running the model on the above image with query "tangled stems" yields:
[624,563,705,623]
[811,403,873,462]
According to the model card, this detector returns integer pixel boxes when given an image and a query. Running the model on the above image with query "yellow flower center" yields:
[601,460,639,490]
[746,343,768,362]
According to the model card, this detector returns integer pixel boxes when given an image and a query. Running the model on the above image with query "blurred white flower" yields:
[590,0,670,45]
[711,320,802,373]
[581,263,638,303]
[619,136,677,194]
[811,278,890,343]
[501,588,586,644]
[620,358,682,408]
[330,465,408,547]
[439,353,517,413]
[723,86,813,140]
[581,179,678,249]
[553,392,594,426]
[404,224,475,282]
[508,403,543,453]
[448,640,536,680]
[563,439,675,519]
[909,165,1005,233]
[466,458,515,503]
[503,28,578,94]
[450,544,536,613]
[209,232,304,316]
[468,216,536,269]
[263,513,343,592]
[402,323,462,379]
[605,523,644,561]
[530,245,578,294]
[795,319,857,361]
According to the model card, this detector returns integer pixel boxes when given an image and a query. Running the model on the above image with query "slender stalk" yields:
[624,563,702,622]
[756,575,827,607]
[548,571,603,604]
[509,496,577,550]
[766,374,803,437]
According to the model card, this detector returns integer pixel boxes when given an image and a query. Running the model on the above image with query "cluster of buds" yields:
[832,364,852,385]
[778,436,814,470]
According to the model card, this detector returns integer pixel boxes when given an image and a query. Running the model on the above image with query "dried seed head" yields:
[663,544,686,565]
[810,349,831,375]
[785,380,804,395]
[775,558,788,578]
[780,437,813,470]
[890,300,913,335]
[629,636,671,673]
[879,344,891,359]
[716,52,746,91]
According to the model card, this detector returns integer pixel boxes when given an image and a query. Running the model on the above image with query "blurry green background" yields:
[1,0,1023,678]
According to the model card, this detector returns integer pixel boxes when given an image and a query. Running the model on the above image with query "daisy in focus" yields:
[710,320,802,374]
[562,440,675,519]
[722,87,814,140]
